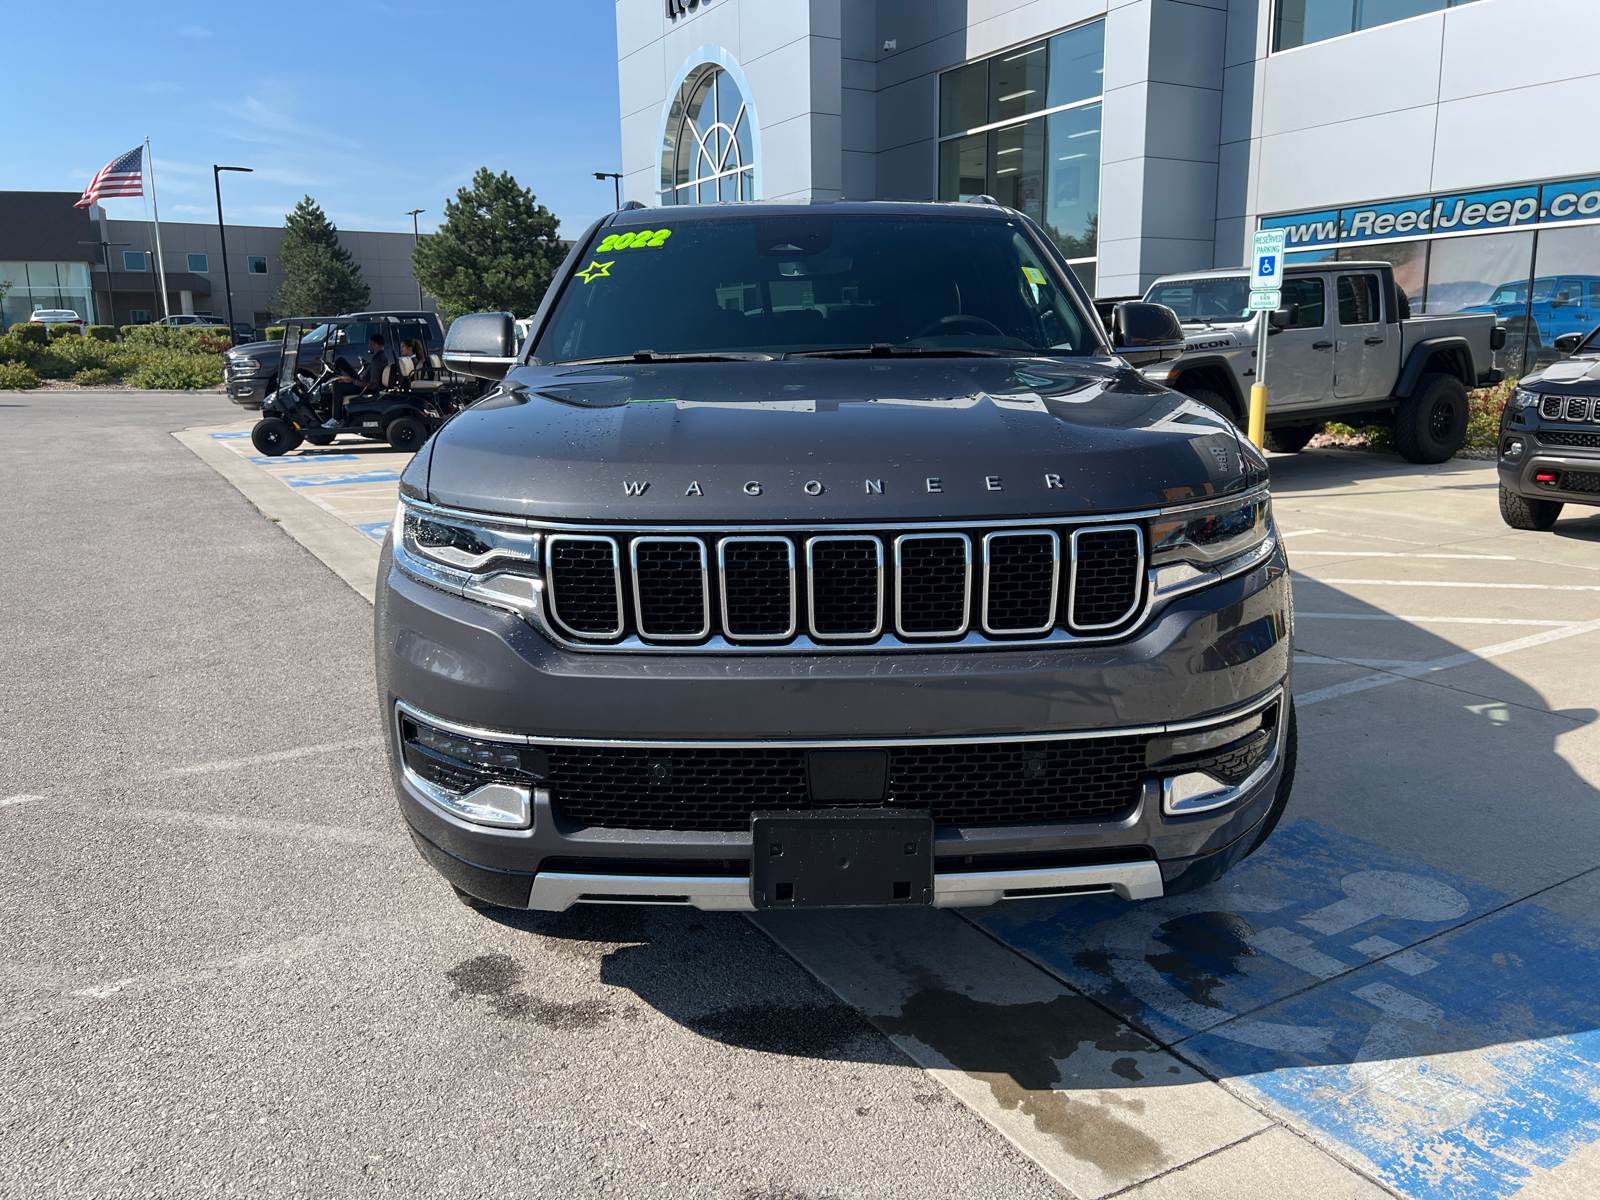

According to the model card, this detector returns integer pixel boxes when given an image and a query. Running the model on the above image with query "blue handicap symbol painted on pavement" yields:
[209,431,250,439]
[354,521,391,542]
[279,469,402,488]
[250,454,362,466]
[970,820,1600,1199]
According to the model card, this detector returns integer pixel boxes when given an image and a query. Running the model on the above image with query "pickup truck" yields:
[1136,262,1504,462]
[225,310,445,408]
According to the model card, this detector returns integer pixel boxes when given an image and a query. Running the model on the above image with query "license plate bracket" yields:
[751,809,934,910]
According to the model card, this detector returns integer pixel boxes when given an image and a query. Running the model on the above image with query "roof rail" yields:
[964,195,1003,207]
[619,199,648,211]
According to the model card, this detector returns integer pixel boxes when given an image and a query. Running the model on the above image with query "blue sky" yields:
[1,2,622,238]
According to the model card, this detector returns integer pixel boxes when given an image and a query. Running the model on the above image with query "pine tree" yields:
[270,196,370,317]
[412,168,562,318]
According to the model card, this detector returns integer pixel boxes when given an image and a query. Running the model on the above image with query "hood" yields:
[229,339,282,358]
[424,358,1256,522]
[1525,354,1600,392]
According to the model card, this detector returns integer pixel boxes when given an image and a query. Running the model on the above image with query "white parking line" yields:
[1292,552,1516,560]
[1296,613,1579,627]
[1317,579,1600,592]
[1280,529,1327,537]
[1295,617,1600,706]
[161,738,384,777]
[1296,655,1423,668]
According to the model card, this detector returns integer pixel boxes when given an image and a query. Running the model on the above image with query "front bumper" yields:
[226,377,272,406]
[378,535,1293,910]
[1498,443,1600,506]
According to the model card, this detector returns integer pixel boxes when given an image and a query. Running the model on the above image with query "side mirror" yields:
[1553,332,1585,353]
[443,311,518,380]
[1269,304,1300,330]
[1110,301,1185,366]
[1490,325,1508,351]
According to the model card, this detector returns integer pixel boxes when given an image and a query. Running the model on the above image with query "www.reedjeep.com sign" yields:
[1261,175,1600,251]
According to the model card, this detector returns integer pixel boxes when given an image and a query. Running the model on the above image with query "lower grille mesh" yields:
[547,737,1148,831]
[1559,470,1600,494]
[1540,430,1600,449]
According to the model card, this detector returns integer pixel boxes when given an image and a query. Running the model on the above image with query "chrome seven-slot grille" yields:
[543,524,1145,646]
[1539,394,1600,424]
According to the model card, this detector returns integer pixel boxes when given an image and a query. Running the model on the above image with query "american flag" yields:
[74,146,145,208]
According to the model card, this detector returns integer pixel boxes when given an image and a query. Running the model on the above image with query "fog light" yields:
[400,716,545,829]
[1503,438,1524,461]
[1163,771,1233,816]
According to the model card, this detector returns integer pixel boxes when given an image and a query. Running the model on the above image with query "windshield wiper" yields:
[552,350,778,366]
[788,345,1020,359]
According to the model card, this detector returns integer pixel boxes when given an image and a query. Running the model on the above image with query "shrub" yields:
[9,322,47,344]
[48,323,80,339]
[87,325,117,342]
[0,361,41,389]
[1466,378,1514,449]
[265,326,285,340]
[73,367,115,386]
[121,348,225,390]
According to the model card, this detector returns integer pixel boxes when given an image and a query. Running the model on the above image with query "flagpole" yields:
[145,138,171,320]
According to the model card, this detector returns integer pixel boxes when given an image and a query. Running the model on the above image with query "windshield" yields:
[1143,277,1251,323]
[534,213,1095,361]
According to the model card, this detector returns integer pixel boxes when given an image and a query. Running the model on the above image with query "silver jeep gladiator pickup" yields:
[1135,262,1504,461]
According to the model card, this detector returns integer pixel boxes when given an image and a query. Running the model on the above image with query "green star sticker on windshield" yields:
[576,259,614,284]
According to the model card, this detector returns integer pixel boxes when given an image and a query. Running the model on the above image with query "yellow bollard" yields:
[1249,383,1267,449]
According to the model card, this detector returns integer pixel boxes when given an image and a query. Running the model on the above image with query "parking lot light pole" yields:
[78,238,129,330]
[213,165,252,341]
[406,209,425,308]
[594,172,622,210]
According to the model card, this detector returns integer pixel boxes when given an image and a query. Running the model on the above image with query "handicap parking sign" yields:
[1252,228,1288,290]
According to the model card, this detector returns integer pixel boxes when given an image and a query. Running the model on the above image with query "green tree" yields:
[270,196,370,317]
[412,168,562,318]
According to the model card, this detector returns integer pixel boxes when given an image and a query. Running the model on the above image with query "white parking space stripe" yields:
[1296,655,1423,668]
[1292,552,1516,560]
[1297,613,1580,626]
[161,738,384,776]
[1280,529,1327,537]
[1317,579,1600,593]
[1295,618,1600,707]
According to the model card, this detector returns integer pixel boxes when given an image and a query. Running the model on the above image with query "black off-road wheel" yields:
[387,416,427,452]
[1182,386,1242,428]
[1394,372,1469,463]
[1264,426,1317,454]
[251,417,297,456]
[1499,484,1563,531]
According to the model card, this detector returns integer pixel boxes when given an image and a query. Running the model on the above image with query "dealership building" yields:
[618,0,1600,363]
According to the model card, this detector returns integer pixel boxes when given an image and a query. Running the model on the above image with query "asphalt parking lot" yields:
[4,391,1599,1199]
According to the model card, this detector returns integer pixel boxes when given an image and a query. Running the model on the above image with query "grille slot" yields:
[1541,394,1565,420]
[1559,470,1600,494]
[719,538,796,640]
[982,531,1060,634]
[546,736,1147,831]
[1539,430,1600,448]
[807,537,884,639]
[631,538,709,640]
[894,534,971,637]
[1567,396,1594,422]
[547,536,623,637]
[1068,526,1145,631]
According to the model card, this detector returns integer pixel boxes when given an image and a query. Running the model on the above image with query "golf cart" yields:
[249,315,481,456]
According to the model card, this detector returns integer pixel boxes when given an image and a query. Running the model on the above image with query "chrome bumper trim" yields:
[525,859,1165,912]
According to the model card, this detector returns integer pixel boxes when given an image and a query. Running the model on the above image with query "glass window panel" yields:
[187,253,208,273]
[123,251,147,271]
[1423,229,1535,375]
[734,112,751,168]
[1530,224,1600,369]
[1045,102,1100,259]
[1070,260,1095,296]
[989,41,1047,125]
[937,134,987,202]
[1355,0,1447,31]
[699,180,716,204]
[1046,21,1105,108]
[248,256,267,274]
[1282,276,1326,327]
[987,118,1046,223]
[719,174,737,202]
[1337,274,1381,324]
[1335,241,1427,312]
[1274,0,1356,51]
[939,61,987,136]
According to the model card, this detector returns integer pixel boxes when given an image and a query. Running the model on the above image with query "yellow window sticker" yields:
[1023,265,1048,286]
[576,259,614,283]
[596,229,673,252]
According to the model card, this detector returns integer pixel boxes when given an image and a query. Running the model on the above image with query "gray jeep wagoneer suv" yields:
[376,201,1295,914]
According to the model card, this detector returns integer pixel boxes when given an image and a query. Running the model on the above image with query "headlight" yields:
[1147,492,1273,599]
[1510,387,1539,413]
[395,500,543,617]
[231,357,261,372]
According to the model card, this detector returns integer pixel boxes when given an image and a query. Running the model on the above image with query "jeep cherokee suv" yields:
[376,201,1295,914]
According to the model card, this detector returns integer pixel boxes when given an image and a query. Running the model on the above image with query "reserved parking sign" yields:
[1251,228,1287,290]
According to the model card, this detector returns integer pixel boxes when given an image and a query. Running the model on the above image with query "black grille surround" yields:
[538,519,1152,649]
[1539,394,1600,424]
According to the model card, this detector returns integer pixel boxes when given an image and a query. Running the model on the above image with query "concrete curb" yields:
[173,425,382,604]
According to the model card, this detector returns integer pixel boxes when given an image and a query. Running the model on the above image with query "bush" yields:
[73,367,115,386]
[265,326,285,340]
[8,322,47,344]
[87,325,117,342]
[1466,378,1515,449]
[121,348,225,390]
[48,323,80,339]
[0,362,41,389]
